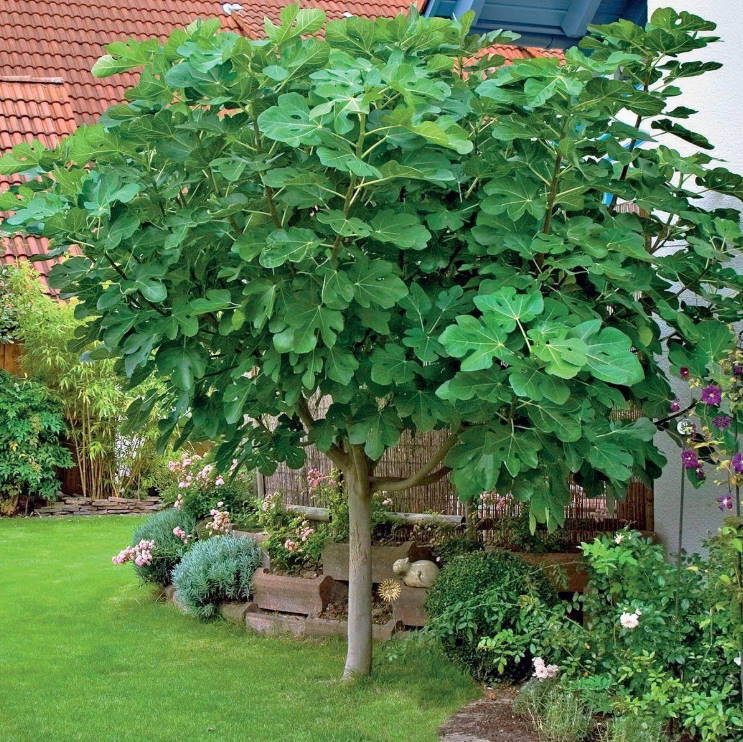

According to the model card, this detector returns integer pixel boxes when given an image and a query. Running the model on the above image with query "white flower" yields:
[532,657,559,680]
[620,610,641,630]
[735,655,742,667]
[614,533,624,544]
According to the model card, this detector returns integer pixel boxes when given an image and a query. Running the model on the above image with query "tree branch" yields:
[370,432,459,494]
[371,466,451,492]
[102,252,169,317]
[296,397,349,469]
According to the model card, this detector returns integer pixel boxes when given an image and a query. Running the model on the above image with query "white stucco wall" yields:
[647,0,743,554]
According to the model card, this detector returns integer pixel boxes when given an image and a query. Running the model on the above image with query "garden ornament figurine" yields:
[392,558,439,588]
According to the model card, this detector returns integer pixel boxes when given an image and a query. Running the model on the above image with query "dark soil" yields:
[439,690,540,742]
[439,688,689,742]
[320,595,393,625]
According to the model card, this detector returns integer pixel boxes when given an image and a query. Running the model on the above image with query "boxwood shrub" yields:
[426,549,557,682]
[131,508,196,586]
[172,535,263,619]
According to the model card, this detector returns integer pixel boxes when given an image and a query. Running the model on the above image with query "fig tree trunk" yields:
[342,448,372,681]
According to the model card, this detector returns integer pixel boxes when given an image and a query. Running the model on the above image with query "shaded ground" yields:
[439,690,540,742]
[0,516,477,742]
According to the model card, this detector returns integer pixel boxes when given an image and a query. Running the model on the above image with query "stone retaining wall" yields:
[35,496,164,517]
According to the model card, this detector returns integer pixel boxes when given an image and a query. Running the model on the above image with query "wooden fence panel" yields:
[0,343,23,375]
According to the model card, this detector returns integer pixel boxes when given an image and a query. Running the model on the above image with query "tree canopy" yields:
[2,5,743,528]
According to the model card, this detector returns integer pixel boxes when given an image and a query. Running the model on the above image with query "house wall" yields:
[648,0,743,554]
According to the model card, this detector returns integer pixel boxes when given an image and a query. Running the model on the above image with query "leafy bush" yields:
[425,550,557,681]
[6,264,166,499]
[126,508,196,585]
[432,537,483,565]
[255,469,396,574]
[256,491,328,574]
[528,531,743,742]
[599,714,664,742]
[0,370,72,513]
[514,678,591,742]
[172,535,263,619]
[159,451,255,522]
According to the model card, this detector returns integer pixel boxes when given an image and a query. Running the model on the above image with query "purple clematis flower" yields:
[700,384,722,406]
[681,449,699,469]
[670,398,680,413]
[680,367,690,379]
[718,494,733,511]
[733,452,743,475]
[712,415,732,430]
[734,364,743,376]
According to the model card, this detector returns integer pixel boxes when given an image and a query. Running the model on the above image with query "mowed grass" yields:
[0,516,477,742]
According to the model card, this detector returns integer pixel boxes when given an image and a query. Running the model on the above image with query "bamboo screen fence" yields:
[262,428,654,547]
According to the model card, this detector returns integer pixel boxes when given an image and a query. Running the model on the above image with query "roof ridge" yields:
[0,75,65,84]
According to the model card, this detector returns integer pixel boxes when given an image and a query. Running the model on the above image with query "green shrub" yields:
[0,370,72,513]
[7,263,167,499]
[0,265,19,343]
[256,491,328,574]
[513,676,557,722]
[425,550,557,681]
[541,690,592,742]
[599,715,664,742]
[158,451,255,522]
[172,535,263,619]
[532,530,743,742]
[514,679,591,742]
[129,508,196,585]
[432,537,483,565]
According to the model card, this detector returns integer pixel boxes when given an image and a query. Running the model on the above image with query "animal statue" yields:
[392,557,439,588]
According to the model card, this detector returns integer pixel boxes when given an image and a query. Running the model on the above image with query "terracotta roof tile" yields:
[0,78,77,148]
[0,235,82,291]
[0,0,560,289]
[0,1,557,123]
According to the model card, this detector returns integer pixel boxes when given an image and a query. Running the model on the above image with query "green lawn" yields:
[0,516,476,742]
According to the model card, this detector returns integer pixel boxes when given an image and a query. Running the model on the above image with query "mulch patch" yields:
[320,596,393,625]
[439,688,540,742]
[439,688,690,742]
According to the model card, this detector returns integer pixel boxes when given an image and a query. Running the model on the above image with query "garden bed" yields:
[439,690,694,742]
[161,574,401,641]
[252,570,333,616]
[322,540,433,583]
[439,691,539,742]
[392,585,428,627]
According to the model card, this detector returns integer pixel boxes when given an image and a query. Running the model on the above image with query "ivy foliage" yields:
[0,370,73,505]
[1,6,743,526]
